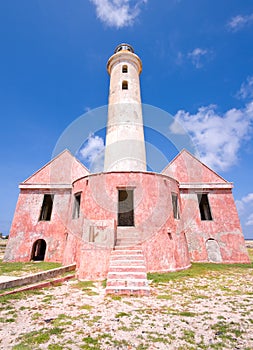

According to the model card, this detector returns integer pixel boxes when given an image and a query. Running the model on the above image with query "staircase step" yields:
[106,278,149,287]
[116,239,140,247]
[105,286,150,296]
[109,259,145,266]
[108,266,146,273]
[114,245,142,254]
[110,254,144,261]
[107,271,147,279]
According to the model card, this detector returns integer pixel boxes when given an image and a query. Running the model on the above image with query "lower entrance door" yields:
[118,189,134,226]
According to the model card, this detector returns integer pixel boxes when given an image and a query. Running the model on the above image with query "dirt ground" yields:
[0,263,253,350]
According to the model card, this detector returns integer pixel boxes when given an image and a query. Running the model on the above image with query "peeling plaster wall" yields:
[4,189,71,262]
[180,189,250,263]
[5,168,249,278]
[163,150,227,183]
[70,172,191,278]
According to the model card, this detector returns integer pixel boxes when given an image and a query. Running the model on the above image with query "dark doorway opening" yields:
[31,239,47,261]
[118,189,134,226]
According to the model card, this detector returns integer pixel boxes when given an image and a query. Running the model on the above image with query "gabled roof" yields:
[23,149,90,185]
[162,149,228,183]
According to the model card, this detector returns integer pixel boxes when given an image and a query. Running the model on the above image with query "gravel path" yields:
[0,266,253,350]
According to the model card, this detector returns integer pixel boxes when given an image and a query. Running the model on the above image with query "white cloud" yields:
[236,193,253,233]
[242,193,253,204]
[246,213,253,226]
[237,76,253,100]
[90,0,147,28]
[170,102,253,172]
[235,199,245,215]
[227,13,253,31]
[236,193,253,214]
[79,133,105,172]
[187,48,209,69]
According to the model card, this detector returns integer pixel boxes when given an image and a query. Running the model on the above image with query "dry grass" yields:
[0,249,252,349]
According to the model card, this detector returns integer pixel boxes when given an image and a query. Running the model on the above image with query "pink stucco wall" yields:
[163,149,227,183]
[4,150,250,278]
[69,172,191,277]
[4,189,71,262]
[23,150,89,185]
[180,188,249,263]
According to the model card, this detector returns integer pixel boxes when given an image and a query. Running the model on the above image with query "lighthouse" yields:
[4,43,250,293]
[104,43,146,172]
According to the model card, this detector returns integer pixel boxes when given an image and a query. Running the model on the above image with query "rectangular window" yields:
[122,81,128,90]
[72,193,81,219]
[197,193,212,221]
[122,65,128,73]
[39,194,54,221]
[172,193,180,219]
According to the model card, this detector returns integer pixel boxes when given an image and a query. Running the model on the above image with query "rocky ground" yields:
[0,261,253,350]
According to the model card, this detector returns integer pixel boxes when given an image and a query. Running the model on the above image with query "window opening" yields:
[197,193,212,221]
[122,65,128,73]
[39,194,54,221]
[118,189,134,226]
[31,239,46,261]
[122,81,128,90]
[72,193,81,219]
[172,193,180,219]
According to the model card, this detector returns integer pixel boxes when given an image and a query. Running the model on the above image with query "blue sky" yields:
[0,0,253,238]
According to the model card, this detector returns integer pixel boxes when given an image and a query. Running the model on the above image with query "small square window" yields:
[122,65,128,73]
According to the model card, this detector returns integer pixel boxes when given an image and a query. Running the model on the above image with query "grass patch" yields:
[157,294,172,300]
[31,312,42,320]
[183,329,196,344]
[211,321,244,342]
[0,260,62,276]
[0,289,44,304]
[115,311,131,318]
[52,314,73,327]
[13,326,65,349]
[72,281,95,289]
[80,304,93,311]
[108,295,122,301]
[148,261,253,283]
[247,248,253,262]
[101,279,107,288]
[81,336,100,349]
[42,295,53,303]
[48,345,64,350]
[178,311,196,317]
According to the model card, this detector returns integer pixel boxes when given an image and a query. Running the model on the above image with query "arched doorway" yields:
[206,239,222,262]
[31,239,47,261]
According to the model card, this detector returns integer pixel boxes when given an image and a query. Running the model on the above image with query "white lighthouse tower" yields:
[104,43,147,172]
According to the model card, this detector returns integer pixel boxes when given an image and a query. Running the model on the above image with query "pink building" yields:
[4,44,249,295]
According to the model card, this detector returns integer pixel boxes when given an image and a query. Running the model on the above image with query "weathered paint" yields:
[5,163,249,279]
[104,44,146,172]
[4,44,250,280]
[163,149,228,183]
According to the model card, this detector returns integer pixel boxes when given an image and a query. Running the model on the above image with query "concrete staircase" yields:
[105,244,150,296]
